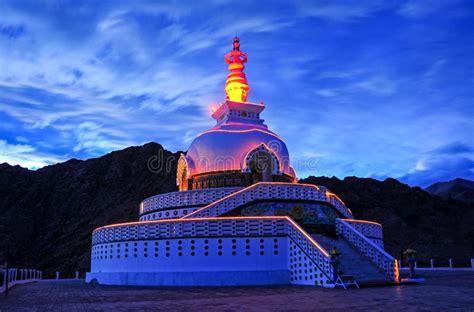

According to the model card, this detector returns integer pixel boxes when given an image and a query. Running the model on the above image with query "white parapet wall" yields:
[139,187,242,221]
[87,216,334,287]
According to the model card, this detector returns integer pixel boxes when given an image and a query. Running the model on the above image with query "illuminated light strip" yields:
[289,166,298,182]
[92,215,330,258]
[241,142,283,173]
[93,215,289,233]
[325,191,346,206]
[217,122,268,128]
[342,219,382,227]
[196,128,285,142]
[182,182,346,220]
[394,259,400,281]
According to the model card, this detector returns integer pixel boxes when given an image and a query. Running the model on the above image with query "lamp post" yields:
[4,245,9,297]
[404,248,417,278]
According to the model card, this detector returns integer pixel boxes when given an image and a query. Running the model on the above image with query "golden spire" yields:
[224,37,249,102]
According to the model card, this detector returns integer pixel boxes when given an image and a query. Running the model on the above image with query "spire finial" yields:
[224,37,249,102]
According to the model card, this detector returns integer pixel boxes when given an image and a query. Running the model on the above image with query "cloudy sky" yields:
[0,0,473,187]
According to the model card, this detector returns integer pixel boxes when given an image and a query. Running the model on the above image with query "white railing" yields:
[91,216,333,284]
[93,217,286,245]
[0,268,42,293]
[140,187,242,215]
[182,183,353,220]
[336,219,398,281]
[285,218,333,282]
[342,219,384,248]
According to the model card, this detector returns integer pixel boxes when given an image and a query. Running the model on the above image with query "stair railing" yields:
[182,182,353,220]
[285,218,333,285]
[336,218,399,281]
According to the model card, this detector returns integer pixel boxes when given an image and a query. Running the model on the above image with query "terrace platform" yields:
[1,271,473,311]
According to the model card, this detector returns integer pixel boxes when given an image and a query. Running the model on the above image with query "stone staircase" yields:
[312,234,393,285]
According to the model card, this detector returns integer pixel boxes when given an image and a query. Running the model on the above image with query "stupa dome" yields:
[176,38,296,190]
[185,123,295,178]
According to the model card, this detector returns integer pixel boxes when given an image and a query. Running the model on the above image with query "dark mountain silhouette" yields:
[425,178,474,203]
[0,143,179,277]
[300,176,474,265]
[0,143,472,277]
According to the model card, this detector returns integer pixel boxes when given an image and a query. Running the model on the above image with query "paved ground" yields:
[0,271,473,311]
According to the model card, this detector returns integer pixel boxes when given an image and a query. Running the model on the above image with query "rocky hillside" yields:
[0,143,179,277]
[300,176,474,264]
[426,178,474,203]
[0,143,472,276]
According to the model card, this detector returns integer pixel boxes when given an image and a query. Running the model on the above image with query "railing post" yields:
[55,271,59,280]
[414,261,417,269]
[430,259,434,268]
[449,259,453,268]
[471,259,474,269]
[75,271,79,279]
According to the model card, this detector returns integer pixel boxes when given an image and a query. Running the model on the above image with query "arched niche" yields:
[177,154,190,191]
[242,144,281,183]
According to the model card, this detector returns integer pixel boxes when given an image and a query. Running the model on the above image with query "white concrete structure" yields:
[86,38,399,287]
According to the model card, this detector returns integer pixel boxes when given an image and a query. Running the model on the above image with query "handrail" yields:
[336,218,398,281]
[285,218,333,282]
[182,182,353,220]
[342,219,384,248]
[0,268,42,293]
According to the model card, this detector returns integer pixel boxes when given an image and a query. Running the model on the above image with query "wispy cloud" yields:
[398,0,462,18]
[298,1,394,22]
[0,0,472,188]
[0,140,65,169]
[398,141,474,187]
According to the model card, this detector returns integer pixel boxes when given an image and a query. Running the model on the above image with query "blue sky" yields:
[0,0,473,187]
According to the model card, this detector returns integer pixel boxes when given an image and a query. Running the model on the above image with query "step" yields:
[311,233,393,284]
